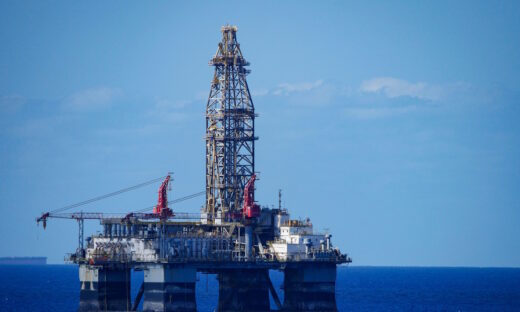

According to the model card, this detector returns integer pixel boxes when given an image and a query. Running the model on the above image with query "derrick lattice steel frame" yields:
[205,26,256,221]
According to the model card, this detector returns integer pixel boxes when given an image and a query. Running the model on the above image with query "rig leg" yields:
[267,271,282,310]
[78,264,131,312]
[142,264,197,312]
[282,264,338,312]
[132,281,145,311]
[217,269,270,312]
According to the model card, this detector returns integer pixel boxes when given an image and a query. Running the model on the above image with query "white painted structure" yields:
[269,213,329,261]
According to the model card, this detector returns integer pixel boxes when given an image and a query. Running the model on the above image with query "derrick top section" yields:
[210,25,250,69]
[221,25,238,32]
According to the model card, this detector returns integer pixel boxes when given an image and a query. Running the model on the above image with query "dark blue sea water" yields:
[0,265,519,311]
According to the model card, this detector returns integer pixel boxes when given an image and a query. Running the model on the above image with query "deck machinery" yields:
[37,26,351,312]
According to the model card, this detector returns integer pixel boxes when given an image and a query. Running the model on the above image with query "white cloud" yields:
[343,106,417,119]
[251,88,269,97]
[221,79,327,99]
[272,80,324,96]
[155,98,191,110]
[147,97,192,123]
[360,77,443,101]
[159,111,189,122]
[63,87,122,112]
[95,124,163,137]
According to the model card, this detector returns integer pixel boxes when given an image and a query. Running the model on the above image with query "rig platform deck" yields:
[37,25,351,312]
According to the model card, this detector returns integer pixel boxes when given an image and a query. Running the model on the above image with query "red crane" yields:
[153,175,173,218]
[243,174,260,218]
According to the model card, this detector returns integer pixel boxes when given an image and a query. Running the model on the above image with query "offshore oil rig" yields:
[37,26,351,312]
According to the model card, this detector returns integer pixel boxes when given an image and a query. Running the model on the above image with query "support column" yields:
[282,264,338,312]
[78,264,131,312]
[217,269,270,312]
[244,225,253,261]
[142,264,197,312]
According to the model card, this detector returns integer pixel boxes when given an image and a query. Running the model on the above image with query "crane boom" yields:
[36,211,206,227]
[153,175,173,218]
[36,175,179,229]
[35,174,208,252]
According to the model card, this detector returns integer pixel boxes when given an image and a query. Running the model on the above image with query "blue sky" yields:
[1,1,519,266]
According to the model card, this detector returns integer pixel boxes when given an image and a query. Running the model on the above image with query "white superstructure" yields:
[269,213,333,261]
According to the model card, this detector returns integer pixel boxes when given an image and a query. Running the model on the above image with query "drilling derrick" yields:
[205,25,256,223]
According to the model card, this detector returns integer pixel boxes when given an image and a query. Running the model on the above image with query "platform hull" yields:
[142,264,197,312]
[282,264,338,312]
[217,269,270,312]
[78,265,131,312]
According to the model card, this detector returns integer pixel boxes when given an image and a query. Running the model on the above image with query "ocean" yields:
[0,265,519,311]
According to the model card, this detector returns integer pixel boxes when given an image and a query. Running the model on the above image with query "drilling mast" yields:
[205,25,257,223]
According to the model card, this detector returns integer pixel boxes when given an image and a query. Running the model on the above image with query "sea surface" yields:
[0,265,519,311]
